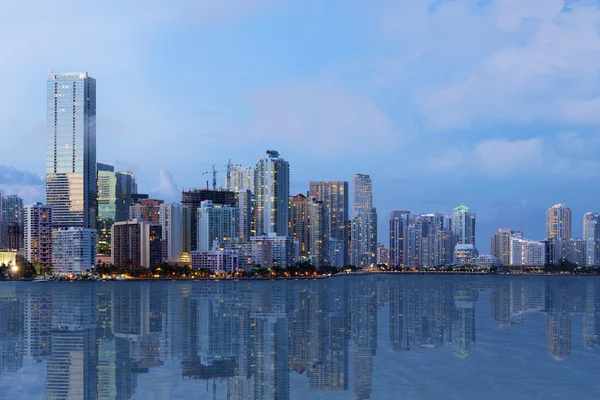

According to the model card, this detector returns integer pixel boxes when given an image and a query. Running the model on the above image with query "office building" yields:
[197,200,238,252]
[583,212,600,266]
[309,181,349,266]
[350,208,378,268]
[376,243,389,266]
[353,174,372,214]
[451,204,476,245]
[24,203,53,272]
[97,163,134,255]
[52,228,97,275]
[250,234,296,268]
[254,150,290,236]
[190,250,239,274]
[226,164,254,192]
[1,195,23,224]
[111,220,162,269]
[289,194,309,257]
[46,71,97,229]
[181,188,236,251]
[159,203,184,263]
[546,204,571,240]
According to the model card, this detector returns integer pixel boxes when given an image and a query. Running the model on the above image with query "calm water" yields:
[0,275,599,399]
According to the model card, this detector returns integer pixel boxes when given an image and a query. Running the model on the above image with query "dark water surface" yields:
[0,275,599,399]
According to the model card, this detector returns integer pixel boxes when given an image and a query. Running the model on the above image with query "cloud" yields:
[474,138,544,175]
[246,82,402,156]
[151,170,179,202]
[380,0,600,130]
[0,165,44,186]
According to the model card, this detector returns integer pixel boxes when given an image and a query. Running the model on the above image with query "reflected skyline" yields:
[1,276,600,399]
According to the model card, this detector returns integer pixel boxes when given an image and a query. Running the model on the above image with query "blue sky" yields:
[1,0,600,251]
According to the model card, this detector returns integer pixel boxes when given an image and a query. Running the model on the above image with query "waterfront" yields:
[0,275,599,399]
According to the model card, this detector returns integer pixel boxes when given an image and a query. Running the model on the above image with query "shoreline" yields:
[2,270,599,282]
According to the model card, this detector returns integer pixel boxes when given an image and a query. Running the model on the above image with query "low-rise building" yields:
[250,234,296,268]
[454,244,478,265]
[190,250,239,274]
[472,254,501,269]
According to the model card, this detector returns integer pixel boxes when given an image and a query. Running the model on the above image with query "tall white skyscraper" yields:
[350,208,378,268]
[583,212,599,266]
[254,150,290,236]
[452,204,476,245]
[353,174,372,215]
[226,164,255,193]
[159,203,184,263]
[46,72,97,229]
[547,204,571,240]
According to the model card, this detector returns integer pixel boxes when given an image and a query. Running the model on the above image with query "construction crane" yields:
[202,160,234,192]
[202,165,224,192]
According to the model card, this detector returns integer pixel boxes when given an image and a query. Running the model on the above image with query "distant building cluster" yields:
[0,72,598,274]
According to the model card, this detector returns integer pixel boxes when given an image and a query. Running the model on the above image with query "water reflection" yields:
[0,276,599,399]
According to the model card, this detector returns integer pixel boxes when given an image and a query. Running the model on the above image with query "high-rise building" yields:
[46,71,97,230]
[159,203,184,263]
[308,197,326,265]
[111,220,162,269]
[254,150,290,236]
[350,208,378,268]
[451,204,476,245]
[491,228,523,266]
[1,195,23,224]
[24,203,53,272]
[289,194,309,257]
[546,204,571,240]
[197,200,238,252]
[353,174,372,215]
[181,189,237,251]
[389,211,411,268]
[52,228,97,275]
[583,212,599,266]
[226,164,254,193]
[97,163,134,255]
[129,198,164,224]
[309,181,349,266]
[509,235,545,266]
[237,190,254,242]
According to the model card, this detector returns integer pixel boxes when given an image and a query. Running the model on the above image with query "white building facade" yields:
[52,227,97,275]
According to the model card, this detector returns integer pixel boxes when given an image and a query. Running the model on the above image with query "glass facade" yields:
[46,72,97,230]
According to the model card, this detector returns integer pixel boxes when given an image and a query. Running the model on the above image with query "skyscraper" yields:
[546,204,571,240]
[226,164,255,193]
[350,208,378,268]
[254,150,290,236]
[197,200,238,251]
[111,220,162,269]
[52,228,97,275]
[159,203,184,263]
[289,194,309,257]
[308,197,326,265]
[451,204,476,245]
[309,181,349,266]
[353,174,372,215]
[583,212,600,266]
[181,189,237,251]
[389,211,411,268]
[46,72,97,230]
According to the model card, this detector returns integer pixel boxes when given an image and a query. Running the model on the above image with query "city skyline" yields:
[3,2,600,252]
